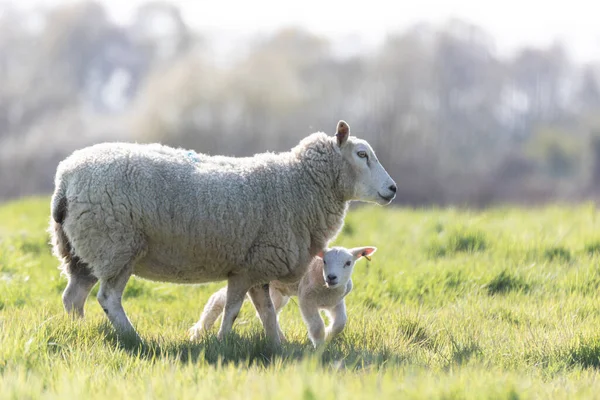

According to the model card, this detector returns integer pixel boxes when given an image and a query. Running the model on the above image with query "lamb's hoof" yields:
[188,325,205,341]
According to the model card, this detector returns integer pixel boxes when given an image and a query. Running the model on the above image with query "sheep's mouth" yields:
[378,193,395,203]
[325,281,340,288]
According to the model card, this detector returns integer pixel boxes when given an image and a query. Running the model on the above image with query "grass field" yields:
[2,197,600,398]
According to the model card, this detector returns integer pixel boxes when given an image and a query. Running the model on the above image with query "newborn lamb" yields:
[192,246,376,347]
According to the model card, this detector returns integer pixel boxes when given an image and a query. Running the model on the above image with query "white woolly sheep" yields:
[49,120,396,344]
[193,246,377,347]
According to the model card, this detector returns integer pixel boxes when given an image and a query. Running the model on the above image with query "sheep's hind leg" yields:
[62,256,98,318]
[189,286,228,340]
[217,276,251,341]
[248,283,282,346]
[97,264,139,341]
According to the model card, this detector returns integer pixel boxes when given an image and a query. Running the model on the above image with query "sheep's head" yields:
[317,246,377,289]
[334,120,397,205]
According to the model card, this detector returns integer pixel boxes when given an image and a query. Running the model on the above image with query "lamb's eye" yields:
[357,151,367,158]
[345,261,351,267]
[323,261,327,265]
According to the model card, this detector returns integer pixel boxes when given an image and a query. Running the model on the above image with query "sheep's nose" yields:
[327,274,337,281]
[389,184,397,193]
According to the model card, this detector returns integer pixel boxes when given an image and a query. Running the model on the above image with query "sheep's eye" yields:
[345,261,351,267]
[323,261,327,265]
[357,151,367,158]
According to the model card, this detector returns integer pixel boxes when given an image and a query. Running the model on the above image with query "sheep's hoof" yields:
[311,339,326,349]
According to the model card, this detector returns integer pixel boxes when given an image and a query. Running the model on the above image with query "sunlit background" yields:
[1,0,599,206]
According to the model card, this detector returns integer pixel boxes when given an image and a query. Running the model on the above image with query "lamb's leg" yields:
[325,301,347,339]
[97,264,138,340]
[217,276,250,340]
[189,286,228,340]
[299,299,325,348]
[62,257,98,318]
[248,283,282,346]
[269,287,289,342]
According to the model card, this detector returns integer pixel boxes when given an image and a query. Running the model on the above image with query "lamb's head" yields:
[335,120,397,205]
[317,246,377,289]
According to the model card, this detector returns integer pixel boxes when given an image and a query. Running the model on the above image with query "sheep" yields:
[49,120,396,345]
[192,246,376,347]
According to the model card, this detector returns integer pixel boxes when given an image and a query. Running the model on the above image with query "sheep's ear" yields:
[316,249,325,259]
[351,246,377,261]
[335,120,350,147]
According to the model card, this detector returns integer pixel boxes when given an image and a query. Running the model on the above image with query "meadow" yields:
[2,197,600,399]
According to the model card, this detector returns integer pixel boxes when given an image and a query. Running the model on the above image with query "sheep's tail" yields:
[198,287,228,331]
[49,183,72,267]
[48,181,93,279]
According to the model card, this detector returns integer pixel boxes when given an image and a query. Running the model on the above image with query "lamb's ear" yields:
[335,120,350,147]
[351,246,377,261]
[316,249,325,259]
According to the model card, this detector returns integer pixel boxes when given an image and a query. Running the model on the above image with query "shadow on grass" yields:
[566,337,600,369]
[427,229,487,258]
[99,324,405,370]
[484,270,530,296]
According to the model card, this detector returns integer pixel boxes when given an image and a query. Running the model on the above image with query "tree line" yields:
[1,2,600,206]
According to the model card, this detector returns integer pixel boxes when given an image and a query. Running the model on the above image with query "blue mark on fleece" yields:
[187,151,200,163]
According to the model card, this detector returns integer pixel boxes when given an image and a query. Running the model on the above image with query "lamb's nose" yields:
[389,184,397,193]
[327,274,337,281]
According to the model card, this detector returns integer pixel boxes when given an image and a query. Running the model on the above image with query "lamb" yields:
[49,120,396,345]
[192,246,376,347]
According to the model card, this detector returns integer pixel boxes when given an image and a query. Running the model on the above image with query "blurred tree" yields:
[577,65,600,113]
[1,3,600,206]
[131,1,195,63]
[511,43,570,126]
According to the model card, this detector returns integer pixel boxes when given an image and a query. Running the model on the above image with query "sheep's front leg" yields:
[189,286,228,340]
[300,299,325,348]
[248,283,282,346]
[269,287,290,342]
[325,301,347,339]
[217,276,250,340]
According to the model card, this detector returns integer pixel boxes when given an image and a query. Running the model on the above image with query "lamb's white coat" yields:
[193,246,376,347]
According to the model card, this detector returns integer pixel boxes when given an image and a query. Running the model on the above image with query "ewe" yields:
[49,121,395,344]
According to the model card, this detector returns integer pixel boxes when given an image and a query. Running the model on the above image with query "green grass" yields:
[3,197,600,398]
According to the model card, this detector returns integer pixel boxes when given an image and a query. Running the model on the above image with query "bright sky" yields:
[10,0,600,62]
